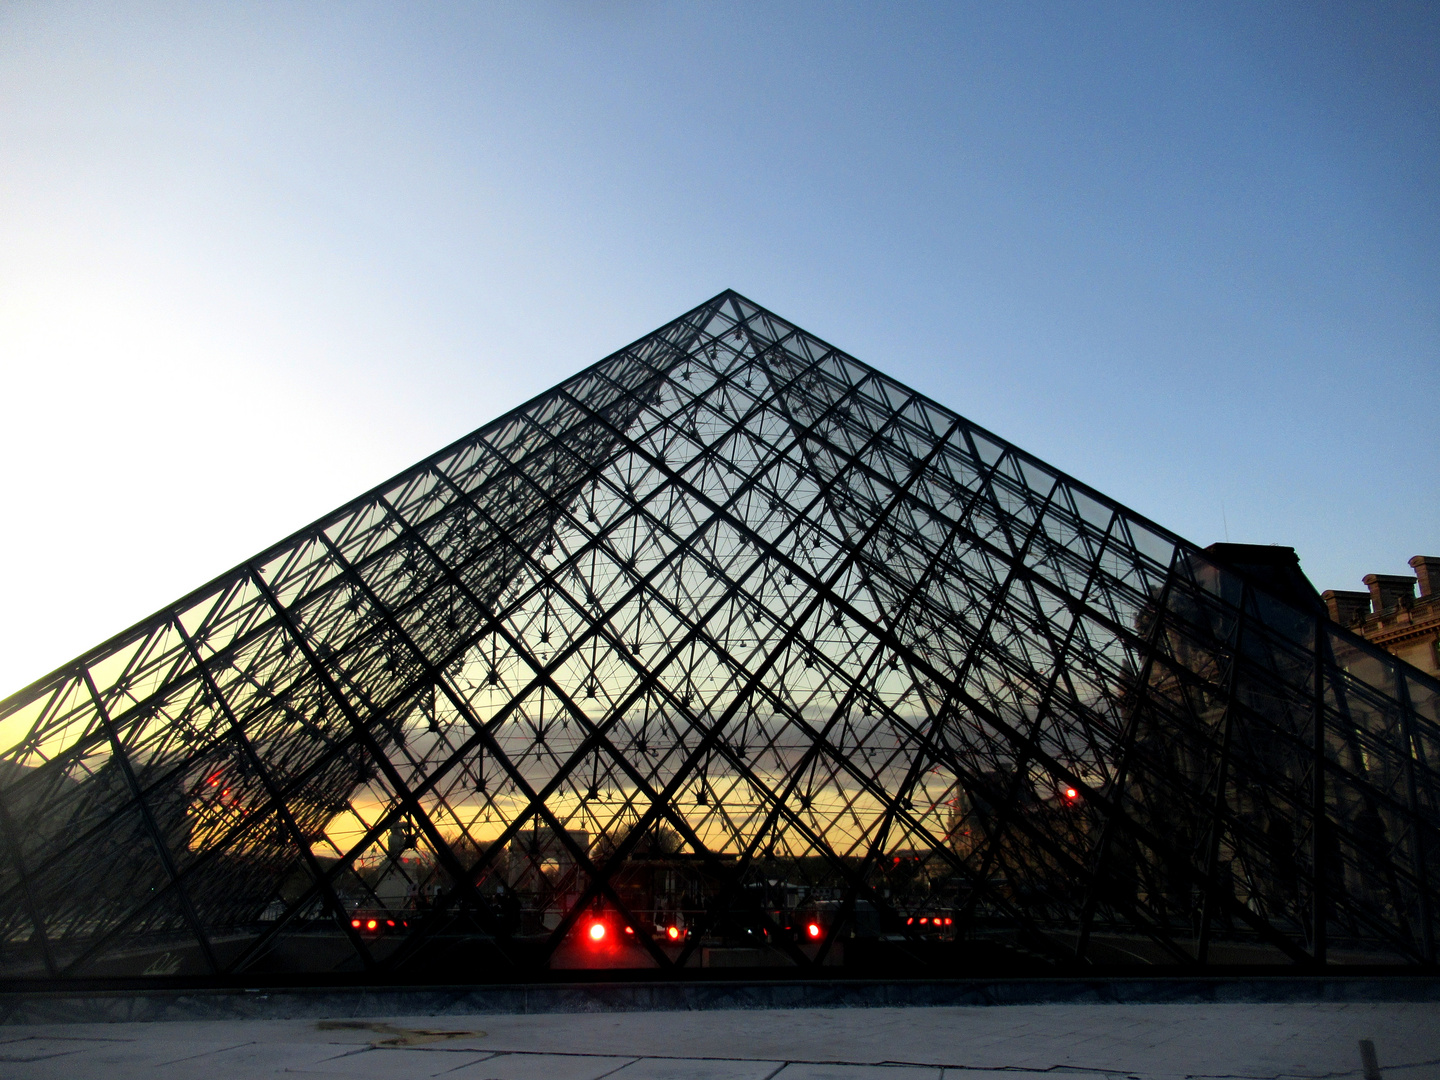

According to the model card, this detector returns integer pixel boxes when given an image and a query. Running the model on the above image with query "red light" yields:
[666,925,680,940]
[351,919,360,928]
[906,917,914,925]
[366,919,377,930]
[806,922,821,939]
[944,917,953,925]
[624,925,634,935]
[1064,786,1078,800]
[386,920,395,927]
[588,921,606,942]
[919,917,928,925]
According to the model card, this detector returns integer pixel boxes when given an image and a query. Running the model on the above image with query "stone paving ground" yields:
[0,1002,1436,1080]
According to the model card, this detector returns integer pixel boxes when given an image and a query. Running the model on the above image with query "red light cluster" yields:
[350,915,407,933]
[583,919,687,945]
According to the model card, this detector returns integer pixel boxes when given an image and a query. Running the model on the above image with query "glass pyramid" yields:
[1,291,1436,982]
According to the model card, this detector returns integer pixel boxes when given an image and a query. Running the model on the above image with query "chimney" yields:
[1410,556,1440,599]
[1321,590,1372,625]
[1363,573,1416,614]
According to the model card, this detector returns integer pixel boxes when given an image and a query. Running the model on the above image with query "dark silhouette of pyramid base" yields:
[1,291,1437,983]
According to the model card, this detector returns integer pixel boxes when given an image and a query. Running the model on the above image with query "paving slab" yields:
[773,1065,941,1080]
[290,1046,500,1077]
[608,1058,786,1080]
[443,1051,638,1079]
[0,1036,100,1063]
[0,1001,1435,1079]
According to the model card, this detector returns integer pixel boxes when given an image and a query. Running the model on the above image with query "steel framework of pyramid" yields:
[1,290,1437,982]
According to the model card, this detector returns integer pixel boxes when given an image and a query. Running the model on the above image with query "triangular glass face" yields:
[1,291,1437,981]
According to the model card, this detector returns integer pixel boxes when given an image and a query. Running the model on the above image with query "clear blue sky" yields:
[1,2,1436,696]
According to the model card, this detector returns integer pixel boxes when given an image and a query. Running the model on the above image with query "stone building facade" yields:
[1322,555,1440,678]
